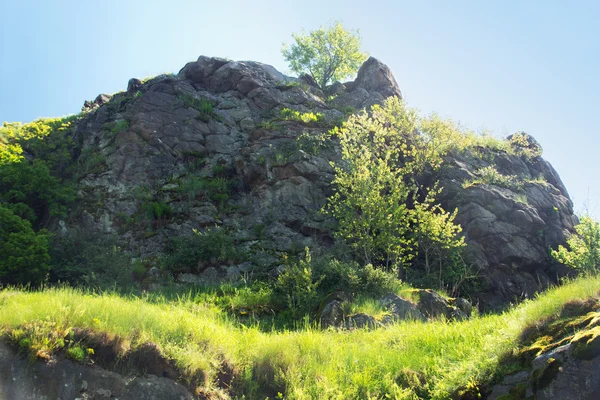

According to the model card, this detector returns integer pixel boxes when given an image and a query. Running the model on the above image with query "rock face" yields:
[489,335,600,400]
[64,55,577,309]
[0,342,195,400]
[436,145,577,309]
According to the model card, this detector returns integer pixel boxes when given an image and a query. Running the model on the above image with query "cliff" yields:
[46,56,578,309]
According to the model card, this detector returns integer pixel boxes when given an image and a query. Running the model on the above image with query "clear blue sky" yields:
[1,0,598,216]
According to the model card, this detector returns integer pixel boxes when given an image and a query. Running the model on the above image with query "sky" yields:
[1,0,598,216]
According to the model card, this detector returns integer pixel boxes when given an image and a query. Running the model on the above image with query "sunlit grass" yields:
[1,275,599,399]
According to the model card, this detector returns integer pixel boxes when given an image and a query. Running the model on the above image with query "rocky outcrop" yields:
[436,145,577,309]
[0,342,196,400]
[63,55,577,309]
[488,304,600,400]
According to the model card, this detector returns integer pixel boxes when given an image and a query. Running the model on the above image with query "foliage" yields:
[279,108,325,125]
[508,132,543,159]
[551,216,600,273]
[0,205,50,285]
[282,22,368,91]
[274,248,322,319]
[0,118,77,226]
[411,187,467,291]
[313,257,404,298]
[177,175,232,208]
[327,97,465,277]
[164,228,244,273]
[49,229,135,288]
[110,119,129,136]
[179,94,215,122]
[296,131,333,156]
[463,165,524,191]
[141,201,173,221]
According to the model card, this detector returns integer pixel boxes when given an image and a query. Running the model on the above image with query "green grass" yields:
[2,276,600,398]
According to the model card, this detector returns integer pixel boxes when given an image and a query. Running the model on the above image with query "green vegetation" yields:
[0,205,50,285]
[327,98,466,291]
[279,108,325,125]
[49,229,135,289]
[463,165,524,191]
[179,94,215,122]
[177,175,232,208]
[163,228,245,274]
[282,22,368,91]
[0,117,78,286]
[552,216,600,273]
[2,275,600,398]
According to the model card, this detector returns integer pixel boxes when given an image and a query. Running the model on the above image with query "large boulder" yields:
[353,56,403,99]
[380,293,425,321]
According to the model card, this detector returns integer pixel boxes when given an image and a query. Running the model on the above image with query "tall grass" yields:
[1,275,600,399]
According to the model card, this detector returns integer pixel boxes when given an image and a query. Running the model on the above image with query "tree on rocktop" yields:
[282,22,368,91]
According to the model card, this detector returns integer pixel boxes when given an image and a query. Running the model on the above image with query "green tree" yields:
[552,216,600,273]
[282,22,368,91]
[0,205,51,285]
[327,97,465,284]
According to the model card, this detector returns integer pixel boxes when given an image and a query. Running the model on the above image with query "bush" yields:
[552,216,600,274]
[164,228,244,273]
[0,205,51,286]
[49,229,135,289]
[273,248,322,319]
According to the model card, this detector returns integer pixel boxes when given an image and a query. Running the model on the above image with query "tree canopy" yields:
[282,22,368,91]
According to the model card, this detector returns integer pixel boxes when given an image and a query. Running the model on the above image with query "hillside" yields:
[1,56,577,307]
[3,276,600,399]
[0,56,591,399]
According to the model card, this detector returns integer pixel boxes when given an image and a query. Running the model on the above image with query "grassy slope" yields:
[1,276,600,399]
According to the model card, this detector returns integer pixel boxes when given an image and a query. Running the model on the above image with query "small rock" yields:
[380,293,425,321]
[320,300,344,329]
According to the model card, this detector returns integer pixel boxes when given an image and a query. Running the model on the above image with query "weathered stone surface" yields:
[416,289,456,319]
[353,56,403,99]
[380,293,425,321]
[320,300,344,329]
[449,297,473,317]
[66,55,577,310]
[436,146,577,310]
[0,342,195,400]
[127,78,142,94]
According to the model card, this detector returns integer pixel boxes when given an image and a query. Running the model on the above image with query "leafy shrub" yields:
[327,97,465,273]
[273,248,322,318]
[66,346,86,361]
[296,132,333,156]
[164,228,244,273]
[0,118,77,226]
[508,132,543,159]
[49,229,135,288]
[552,216,600,274]
[0,205,51,286]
